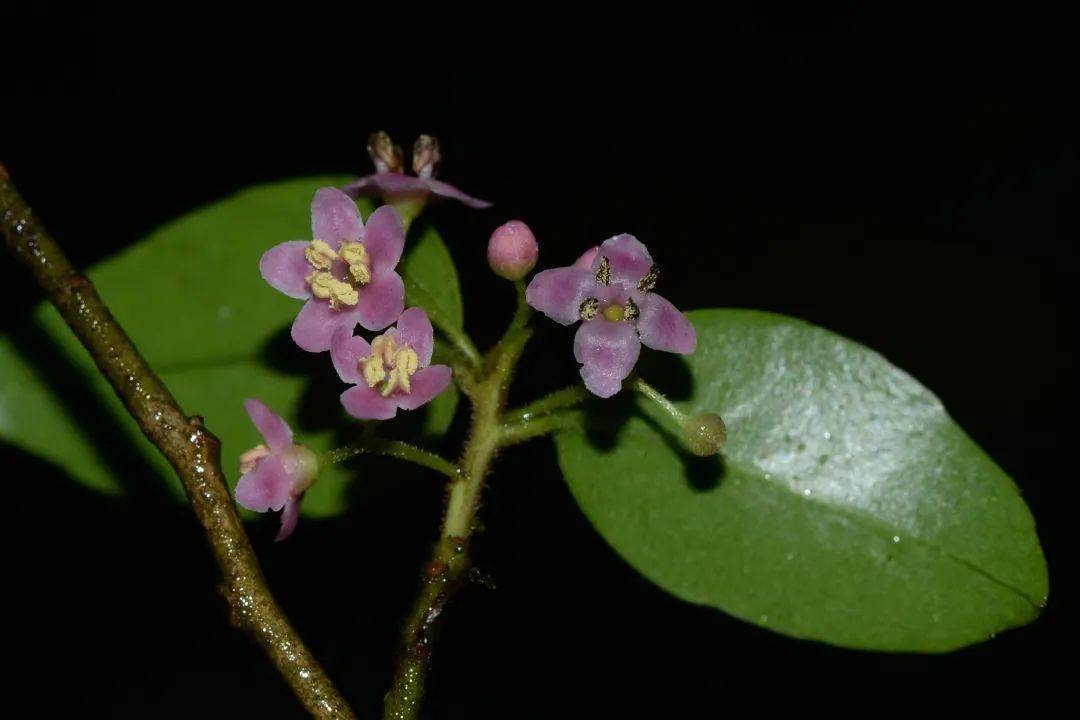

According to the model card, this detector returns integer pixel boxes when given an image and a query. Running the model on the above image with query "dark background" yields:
[2,3,1072,717]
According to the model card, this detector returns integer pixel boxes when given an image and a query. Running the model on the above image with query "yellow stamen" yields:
[363,350,387,387]
[384,347,419,396]
[305,239,337,271]
[303,240,367,308]
[308,271,358,308]
[339,242,372,285]
[362,335,420,396]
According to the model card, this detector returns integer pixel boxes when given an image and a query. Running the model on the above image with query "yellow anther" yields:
[363,351,387,387]
[596,256,612,285]
[362,335,420,396]
[579,297,599,321]
[339,242,372,285]
[308,271,358,308]
[602,303,625,322]
[305,239,338,271]
[383,347,419,396]
[370,334,396,364]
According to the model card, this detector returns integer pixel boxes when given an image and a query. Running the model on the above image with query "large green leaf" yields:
[0,177,462,516]
[555,309,1047,651]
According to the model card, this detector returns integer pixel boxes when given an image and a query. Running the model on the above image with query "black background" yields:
[2,3,1073,717]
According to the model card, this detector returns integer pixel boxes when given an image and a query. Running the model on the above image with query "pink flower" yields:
[260,188,406,353]
[340,132,492,210]
[330,307,453,420]
[526,234,696,398]
[234,399,320,542]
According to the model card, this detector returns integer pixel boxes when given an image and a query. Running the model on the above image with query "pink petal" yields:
[594,234,653,285]
[341,174,492,209]
[291,298,362,353]
[392,307,434,367]
[574,246,600,269]
[340,384,399,420]
[525,266,598,326]
[424,178,493,209]
[275,496,302,542]
[355,270,405,331]
[573,320,641,398]
[342,173,428,200]
[340,175,379,197]
[311,187,363,246]
[330,328,372,384]
[369,173,429,196]
[243,398,293,451]
[636,293,697,354]
[363,205,405,272]
[235,456,292,512]
[259,241,313,299]
[396,365,452,410]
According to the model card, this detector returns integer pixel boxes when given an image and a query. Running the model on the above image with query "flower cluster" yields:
[239,181,461,536]
[236,145,699,539]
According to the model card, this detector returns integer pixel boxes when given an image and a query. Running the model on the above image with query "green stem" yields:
[323,439,461,480]
[632,376,688,425]
[503,384,588,424]
[383,286,535,720]
[500,410,582,447]
[507,279,531,332]
[403,275,482,369]
[391,198,426,234]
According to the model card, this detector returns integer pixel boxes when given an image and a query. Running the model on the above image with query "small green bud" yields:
[683,412,727,456]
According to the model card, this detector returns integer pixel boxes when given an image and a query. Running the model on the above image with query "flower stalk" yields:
[633,377,726,456]
[323,438,461,480]
[632,376,689,425]
[503,384,588,424]
[383,284,534,719]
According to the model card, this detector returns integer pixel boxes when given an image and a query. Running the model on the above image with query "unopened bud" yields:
[487,220,539,281]
[683,413,727,456]
[412,134,442,178]
[367,131,404,173]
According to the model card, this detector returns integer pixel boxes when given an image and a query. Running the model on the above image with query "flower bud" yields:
[683,412,727,456]
[487,220,539,281]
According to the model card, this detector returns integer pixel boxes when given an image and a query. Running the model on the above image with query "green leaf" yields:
[399,224,463,436]
[555,309,1048,651]
[401,224,464,329]
[0,177,460,516]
